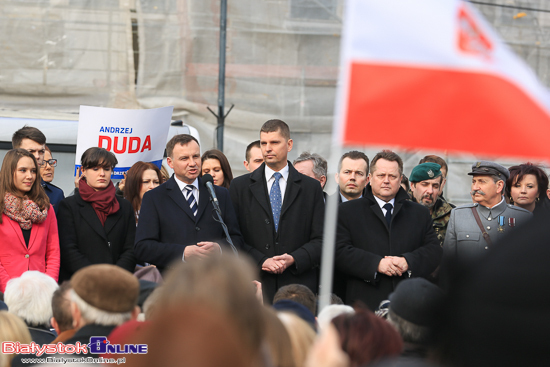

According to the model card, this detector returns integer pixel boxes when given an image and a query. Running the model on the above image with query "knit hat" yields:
[389,278,444,327]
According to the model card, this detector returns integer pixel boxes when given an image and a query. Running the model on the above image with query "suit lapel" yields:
[104,199,123,235]
[195,177,209,222]
[249,164,272,217]
[166,176,196,222]
[280,163,301,218]
[78,198,107,240]
[27,222,40,250]
[7,217,28,250]
[370,202,390,230]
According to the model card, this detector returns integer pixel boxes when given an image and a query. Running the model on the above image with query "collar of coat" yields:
[250,161,302,184]
[364,183,410,204]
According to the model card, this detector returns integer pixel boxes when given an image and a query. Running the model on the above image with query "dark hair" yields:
[51,281,73,333]
[506,163,549,202]
[245,140,261,162]
[200,150,233,189]
[12,126,46,148]
[0,149,50,222]
[293,151,328,180]
[332,308,403,367]
[273,284,316,315]
[260,119,290,140]
[419,155,448,176]
[166,134,199,158]
[81,147,118,170]
[124,162,163,222]
[401,174,410,191]
[370,150,404,175]
[44,145,52,155]
[338,151,369,173]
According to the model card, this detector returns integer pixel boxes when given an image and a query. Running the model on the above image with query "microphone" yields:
[202,174,238,256]
[202,174,220,212]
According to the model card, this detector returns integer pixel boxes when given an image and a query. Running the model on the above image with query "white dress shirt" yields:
[174,176,199,205]
[374,195,395,216]
[265,164,289,205]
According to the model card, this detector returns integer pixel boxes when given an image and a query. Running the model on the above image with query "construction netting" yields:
[0,0,549,202]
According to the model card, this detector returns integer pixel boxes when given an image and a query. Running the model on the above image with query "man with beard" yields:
[443,161,532,262]
[409,163,453,247]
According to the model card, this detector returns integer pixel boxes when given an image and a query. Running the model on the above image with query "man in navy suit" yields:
[134,134,244,271]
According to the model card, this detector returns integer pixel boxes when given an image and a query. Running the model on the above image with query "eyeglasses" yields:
[41,159,58,167]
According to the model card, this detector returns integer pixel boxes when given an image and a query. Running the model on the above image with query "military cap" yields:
[468,160,510,180]
[409,162,442,183]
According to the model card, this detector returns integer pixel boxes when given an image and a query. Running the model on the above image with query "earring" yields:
[509,196,514,204]
[536,196,540,202]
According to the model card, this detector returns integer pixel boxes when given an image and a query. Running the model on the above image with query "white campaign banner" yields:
[75,106,173,179]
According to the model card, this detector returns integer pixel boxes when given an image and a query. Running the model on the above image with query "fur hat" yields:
[72,264,139,313]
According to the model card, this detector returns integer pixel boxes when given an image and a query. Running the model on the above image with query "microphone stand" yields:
[210,197,238,256]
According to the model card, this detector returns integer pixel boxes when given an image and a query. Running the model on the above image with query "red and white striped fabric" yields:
[335,0,550,161]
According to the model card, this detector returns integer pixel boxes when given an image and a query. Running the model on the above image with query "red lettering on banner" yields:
[141,135,152,152]
[98,136,111,151]
[113,137,127,154]
[129,137,141,153]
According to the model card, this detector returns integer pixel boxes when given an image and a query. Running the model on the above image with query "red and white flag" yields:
[335,0,550,161]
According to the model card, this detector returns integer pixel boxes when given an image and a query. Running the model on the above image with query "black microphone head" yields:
[202,174,214,185]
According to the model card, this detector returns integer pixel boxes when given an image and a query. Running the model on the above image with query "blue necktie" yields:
[184,185,198,216]
[270,172,283,232]
[383,203,393,227]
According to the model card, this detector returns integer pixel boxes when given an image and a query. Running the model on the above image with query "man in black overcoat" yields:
[230,120,325,303]
[335,150,442,310]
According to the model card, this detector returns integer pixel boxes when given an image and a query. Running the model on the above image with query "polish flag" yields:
[335,0,550,161]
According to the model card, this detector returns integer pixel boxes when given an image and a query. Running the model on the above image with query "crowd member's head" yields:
[142,287,163,320]
[293,152,327,189]
[273,300,316,331]
[166,134,201,184]
[0,311,32,367]
[4,271,59,328]
[332,308,403,367]
[0,149,50,217]
[273,284,316,316]
[278,311,316,367]
[80,147,118,191]
[260,119,292,171]
[244,140,263,172]
[468,161,509,208]
[400,174,410,192]
[336,151,369,201]
[155,253,265,365]
[262,306,296,367]
[419,155,449,194]
[12,126,47,166]
[70,264,140,328]
[369,150,403,202]
[409,163,443,211]
[126,304,258,367]
[201,149,233,189]
[387,278,444,346]
[317,304,355,332]
[160,164,170,182]
[124,161,162,222]
[40,146,58,183]
[506,163,549,213]
[50,281,73,335]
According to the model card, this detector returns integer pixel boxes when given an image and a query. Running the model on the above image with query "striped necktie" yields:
[184,185,198,216]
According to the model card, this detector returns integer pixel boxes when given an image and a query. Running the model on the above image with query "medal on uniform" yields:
[509,217,516,227]
[498,216,505,233]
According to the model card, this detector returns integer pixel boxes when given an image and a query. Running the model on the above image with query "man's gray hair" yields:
[293,151,327,180]
[492,175,506,193]
[70,290,132,326]
[387,309,431,345]
[4,271,59,327]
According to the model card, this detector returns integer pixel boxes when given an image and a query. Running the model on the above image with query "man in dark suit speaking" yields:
[134,134,244,271]
[335,150,442,311]
[230,120,325,303]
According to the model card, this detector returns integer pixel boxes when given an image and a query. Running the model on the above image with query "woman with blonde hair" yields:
[278,312,316,367]
[0,311,32,367]
[0,149,59,292]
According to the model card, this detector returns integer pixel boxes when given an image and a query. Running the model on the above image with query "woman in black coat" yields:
[57,147,136,282]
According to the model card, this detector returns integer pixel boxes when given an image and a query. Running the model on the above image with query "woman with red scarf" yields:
[0,149,60,292]
[57,147,136,282]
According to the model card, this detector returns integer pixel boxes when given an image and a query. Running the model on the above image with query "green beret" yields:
[409,163,442,183]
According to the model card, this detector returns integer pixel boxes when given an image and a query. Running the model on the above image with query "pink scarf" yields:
[3,193,48,230]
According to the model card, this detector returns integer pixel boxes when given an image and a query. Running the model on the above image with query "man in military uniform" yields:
[409,162,453,247]
[443,161,532,262]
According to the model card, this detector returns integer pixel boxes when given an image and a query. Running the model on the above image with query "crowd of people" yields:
[0,121,549,366]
